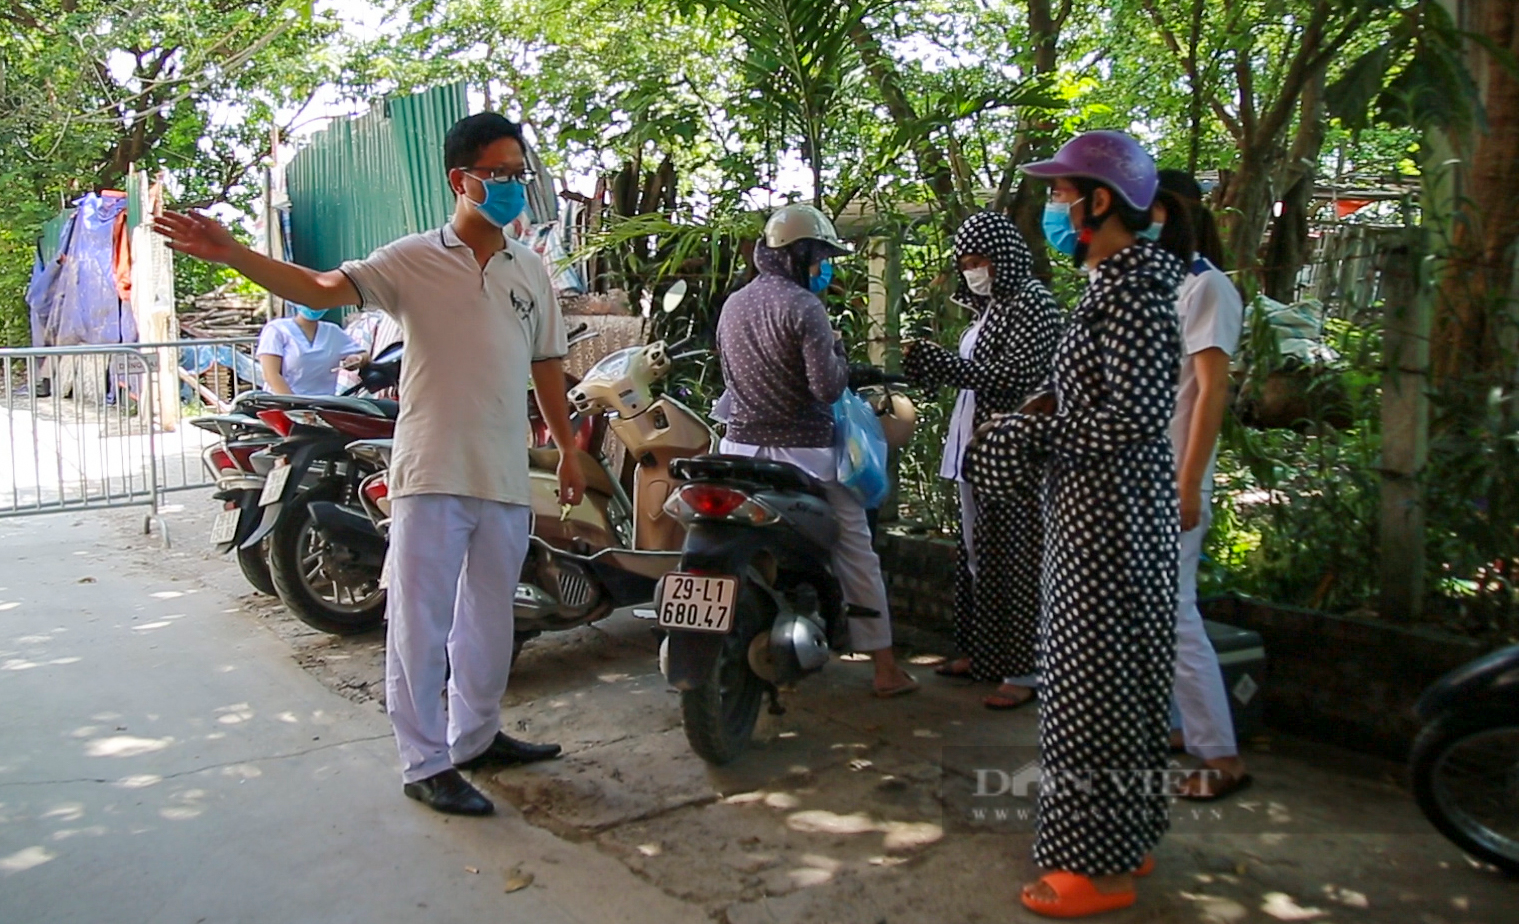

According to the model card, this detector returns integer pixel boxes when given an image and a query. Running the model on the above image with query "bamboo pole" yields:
[1378,242,1429,621]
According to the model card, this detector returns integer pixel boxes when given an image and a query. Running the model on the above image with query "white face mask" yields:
[963,266,993,296]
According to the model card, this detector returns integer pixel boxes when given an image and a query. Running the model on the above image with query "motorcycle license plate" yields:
[657,574,737,634]
[210,509,239,546]
[259,463,291,506]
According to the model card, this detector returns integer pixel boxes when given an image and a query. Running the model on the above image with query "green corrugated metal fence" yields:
[286,83,468,272]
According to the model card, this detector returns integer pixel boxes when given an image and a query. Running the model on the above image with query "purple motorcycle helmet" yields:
[1019,130,1159,210]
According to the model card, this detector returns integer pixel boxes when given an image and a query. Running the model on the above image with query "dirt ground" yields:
[112,492,1517,924]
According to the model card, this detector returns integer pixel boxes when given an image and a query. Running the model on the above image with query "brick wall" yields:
[876,529,958,638]
[876,531,1500,759]
[1201,595,1493,759]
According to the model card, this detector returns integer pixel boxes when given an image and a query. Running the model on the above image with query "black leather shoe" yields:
[455,732,562,771]
[402,769,494,816]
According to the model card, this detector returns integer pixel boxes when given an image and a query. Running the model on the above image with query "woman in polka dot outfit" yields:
[965,131,1191,918]
[901,211,1061,710]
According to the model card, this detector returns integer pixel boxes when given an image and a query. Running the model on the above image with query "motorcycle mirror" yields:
[662,280,688,314]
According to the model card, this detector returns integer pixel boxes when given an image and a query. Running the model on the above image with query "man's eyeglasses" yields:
[465,166,536,184]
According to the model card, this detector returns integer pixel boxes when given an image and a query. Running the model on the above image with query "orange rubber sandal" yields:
[1021,871,1137,919]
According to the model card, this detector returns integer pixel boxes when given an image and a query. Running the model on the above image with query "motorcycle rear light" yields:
[316,409,394,439]
[684,484,748,518]
[209,447,235,472]
[664,483,778,526]
[284,409,335,430]
[362,477,389,504]
[227,444,262,470]
[256,410,293,436]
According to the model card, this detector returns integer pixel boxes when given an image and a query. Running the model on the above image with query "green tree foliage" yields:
[0,0,339,343]
[6,0,1514,626]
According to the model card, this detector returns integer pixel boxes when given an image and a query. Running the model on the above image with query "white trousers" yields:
[1172,493,1238,760]
[719,440,893,653]
[385,494,530,783]
[958,481,1039,688]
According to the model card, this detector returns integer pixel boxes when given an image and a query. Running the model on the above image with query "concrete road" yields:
[0,508,707,924]
[5,496,1516,924]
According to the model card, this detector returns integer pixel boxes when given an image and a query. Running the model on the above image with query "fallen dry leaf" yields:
[503,867,534,893]
[882,821,944,852]
[786,810,879,835]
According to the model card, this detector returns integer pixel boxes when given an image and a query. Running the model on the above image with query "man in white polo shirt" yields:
[155,113,585,816]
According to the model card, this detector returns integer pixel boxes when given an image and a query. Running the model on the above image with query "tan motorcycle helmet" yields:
[860,386,918,451]
[763,203,853,255]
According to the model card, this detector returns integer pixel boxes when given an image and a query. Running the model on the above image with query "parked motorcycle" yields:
[194,343,404,602]
[193,410,283,594]
[655,367,915,765]
[228,344,404,633]
[243,392,396,633]
[342,282,714,658]
[1411,643,1519,874]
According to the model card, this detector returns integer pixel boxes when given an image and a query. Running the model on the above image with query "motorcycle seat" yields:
[527,447,621,499]
[252,393,401,419]
[671,455,828,499]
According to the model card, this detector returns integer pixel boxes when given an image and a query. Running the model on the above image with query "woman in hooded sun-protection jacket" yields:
[713,203,919,699]
[902,211,1061,710]
[966,130,1192,919]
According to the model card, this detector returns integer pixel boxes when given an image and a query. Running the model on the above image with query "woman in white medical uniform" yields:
[256,305,365,396]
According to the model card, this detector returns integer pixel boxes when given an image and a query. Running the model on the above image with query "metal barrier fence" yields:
[0,338,260,541]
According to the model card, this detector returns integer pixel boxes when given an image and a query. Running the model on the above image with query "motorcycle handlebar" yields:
[847,365,909,389]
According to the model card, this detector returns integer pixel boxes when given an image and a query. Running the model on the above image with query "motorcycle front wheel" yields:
[679,582,770,766]
[1411,705,1519,875]
[269,484,387,635]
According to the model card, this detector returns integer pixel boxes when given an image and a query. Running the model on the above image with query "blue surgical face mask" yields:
[809,260,833,294]
[295,306,326,322]
[1138,220,1164,242]
[1041,201,1081,257]
[468,176,527,227]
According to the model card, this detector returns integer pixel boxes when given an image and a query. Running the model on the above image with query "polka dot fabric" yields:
[965,240,1186,876]
[903,212,1061,682]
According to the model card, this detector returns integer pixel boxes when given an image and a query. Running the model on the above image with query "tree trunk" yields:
[1186,0,1206,174]
[1433,0,1519,384]
[848,23,963,220]
[1216,148,1281,285]
[1262,70,1327,303]
[994,0,1065,282]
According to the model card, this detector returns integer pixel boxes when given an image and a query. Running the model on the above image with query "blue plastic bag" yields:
[834,390,890,509]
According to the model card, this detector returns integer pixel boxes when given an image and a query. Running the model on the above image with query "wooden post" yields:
[263,165,280,321]
[865,236,905,524]
[1378,242,1429,621]
[865,236,901,370]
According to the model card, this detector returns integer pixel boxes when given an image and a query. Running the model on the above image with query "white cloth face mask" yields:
[963,266,993,297]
